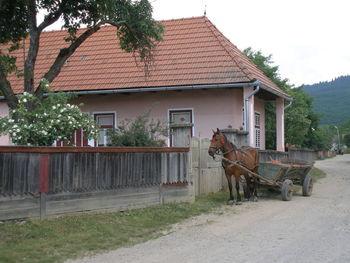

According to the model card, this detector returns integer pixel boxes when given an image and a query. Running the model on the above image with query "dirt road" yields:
[67,155,350,263]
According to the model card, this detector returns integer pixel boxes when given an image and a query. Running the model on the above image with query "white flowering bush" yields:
[0,92,99,146]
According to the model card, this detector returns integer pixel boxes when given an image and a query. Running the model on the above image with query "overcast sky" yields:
[150,0,350,86]
[43,0,350,87]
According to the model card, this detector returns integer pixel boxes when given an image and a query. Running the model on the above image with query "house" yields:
[0,16,291,151]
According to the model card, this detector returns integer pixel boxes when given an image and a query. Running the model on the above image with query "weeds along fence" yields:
[0,147,194,220]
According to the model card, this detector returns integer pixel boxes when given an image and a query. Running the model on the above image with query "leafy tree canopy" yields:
[344,134,350,148]
[0,0,163,109]
[244,47,331,150]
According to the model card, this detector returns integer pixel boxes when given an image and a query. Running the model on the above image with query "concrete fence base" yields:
[0,184,194,221]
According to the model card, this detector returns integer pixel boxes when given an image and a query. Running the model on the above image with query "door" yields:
[169,110,193,147]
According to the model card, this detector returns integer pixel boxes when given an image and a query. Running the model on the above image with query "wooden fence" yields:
[0,147,193,220]
[0,142,335,220]
[191,137,224,196]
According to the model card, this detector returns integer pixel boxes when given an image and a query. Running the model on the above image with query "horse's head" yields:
[208,128,227,158]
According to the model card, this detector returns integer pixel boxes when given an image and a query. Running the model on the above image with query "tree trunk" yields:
[0,71,18,109]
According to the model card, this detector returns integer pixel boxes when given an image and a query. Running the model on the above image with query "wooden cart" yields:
[221,157,314,201]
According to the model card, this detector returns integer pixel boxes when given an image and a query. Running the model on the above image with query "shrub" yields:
[107,113,167,147]
[0,91,99,146]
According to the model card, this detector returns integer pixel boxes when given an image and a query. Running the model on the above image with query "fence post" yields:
[159,184,164,205]
[39,154,49,219]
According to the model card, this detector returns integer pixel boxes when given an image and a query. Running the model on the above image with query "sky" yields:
[149,0,350,86]
[44,0,350,87]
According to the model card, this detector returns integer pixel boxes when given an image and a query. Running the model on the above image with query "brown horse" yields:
[208,128,259,204]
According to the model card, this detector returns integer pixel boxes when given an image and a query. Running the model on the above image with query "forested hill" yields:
[302,75,350,125]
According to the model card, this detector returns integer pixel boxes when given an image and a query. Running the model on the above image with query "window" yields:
[169,109,193,147]
[254,112,261,148]
[94,113,115,146]
[255,112,260,127]
[255,128,261,148]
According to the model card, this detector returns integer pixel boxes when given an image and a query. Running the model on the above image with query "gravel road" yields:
[67,155,350,263]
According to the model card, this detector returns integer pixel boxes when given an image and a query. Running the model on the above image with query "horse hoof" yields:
[226,200,235,205]
[236,201,242,205]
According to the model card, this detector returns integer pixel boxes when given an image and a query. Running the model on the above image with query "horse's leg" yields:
[244,174,251,201]
[225,172,235,204]
[251,168,259,202]
[234,173,242,204]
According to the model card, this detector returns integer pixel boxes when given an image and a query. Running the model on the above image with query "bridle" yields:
[209,141,234,156]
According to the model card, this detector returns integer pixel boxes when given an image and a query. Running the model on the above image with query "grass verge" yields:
[309,166,327,181]
[0,191,227,263]
[0,168,327,263]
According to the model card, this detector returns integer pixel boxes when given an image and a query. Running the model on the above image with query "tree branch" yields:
[35,25,102,98]
[23,0,40,94]
[38,10,63,32]
[37,0,68,32]
[0,71,18,109]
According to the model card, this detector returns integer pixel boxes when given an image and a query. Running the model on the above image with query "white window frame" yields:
[93,111,117,146]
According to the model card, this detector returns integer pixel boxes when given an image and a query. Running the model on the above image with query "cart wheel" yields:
[281,179,293,201]
[302,174,313,196]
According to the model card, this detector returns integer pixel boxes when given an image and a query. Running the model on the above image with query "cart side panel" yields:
[258,163,289,182]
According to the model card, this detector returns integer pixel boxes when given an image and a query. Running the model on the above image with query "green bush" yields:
[0,91,99,146]
[107,113,167,147]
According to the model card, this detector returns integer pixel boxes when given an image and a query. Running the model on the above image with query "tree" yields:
[0,0,163,110]
[0,90,99,146]
[244,47,331,150]
[344,134,350,148]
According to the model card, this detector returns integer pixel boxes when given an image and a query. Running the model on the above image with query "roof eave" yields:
[260,84,292,101]
[0,81,260,100]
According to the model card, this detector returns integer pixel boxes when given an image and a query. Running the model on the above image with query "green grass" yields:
[0,191,228,263]
[0,168,328,263]
[309,166,327,181]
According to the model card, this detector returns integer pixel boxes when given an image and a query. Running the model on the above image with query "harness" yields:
[208,145,234,155]
[210,142,257,170]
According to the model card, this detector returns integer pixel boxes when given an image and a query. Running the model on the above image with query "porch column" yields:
[276,97,285,152]
[243,87,255,147]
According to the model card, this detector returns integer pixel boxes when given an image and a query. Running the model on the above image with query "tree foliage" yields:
[344,134,350,148]
[243,47,331,150]
[107,113,167,147]
[303,75,350,125]
[0,0,163,109]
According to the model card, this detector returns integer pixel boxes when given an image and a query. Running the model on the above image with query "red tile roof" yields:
[4,16,290,98]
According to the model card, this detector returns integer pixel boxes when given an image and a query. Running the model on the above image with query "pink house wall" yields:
[0,88,267,149]
[75,88,246,141]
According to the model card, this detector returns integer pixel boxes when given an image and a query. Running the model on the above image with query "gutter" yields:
[243,81,260,139]
[0,81,260,100]
[284,99,293,110]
